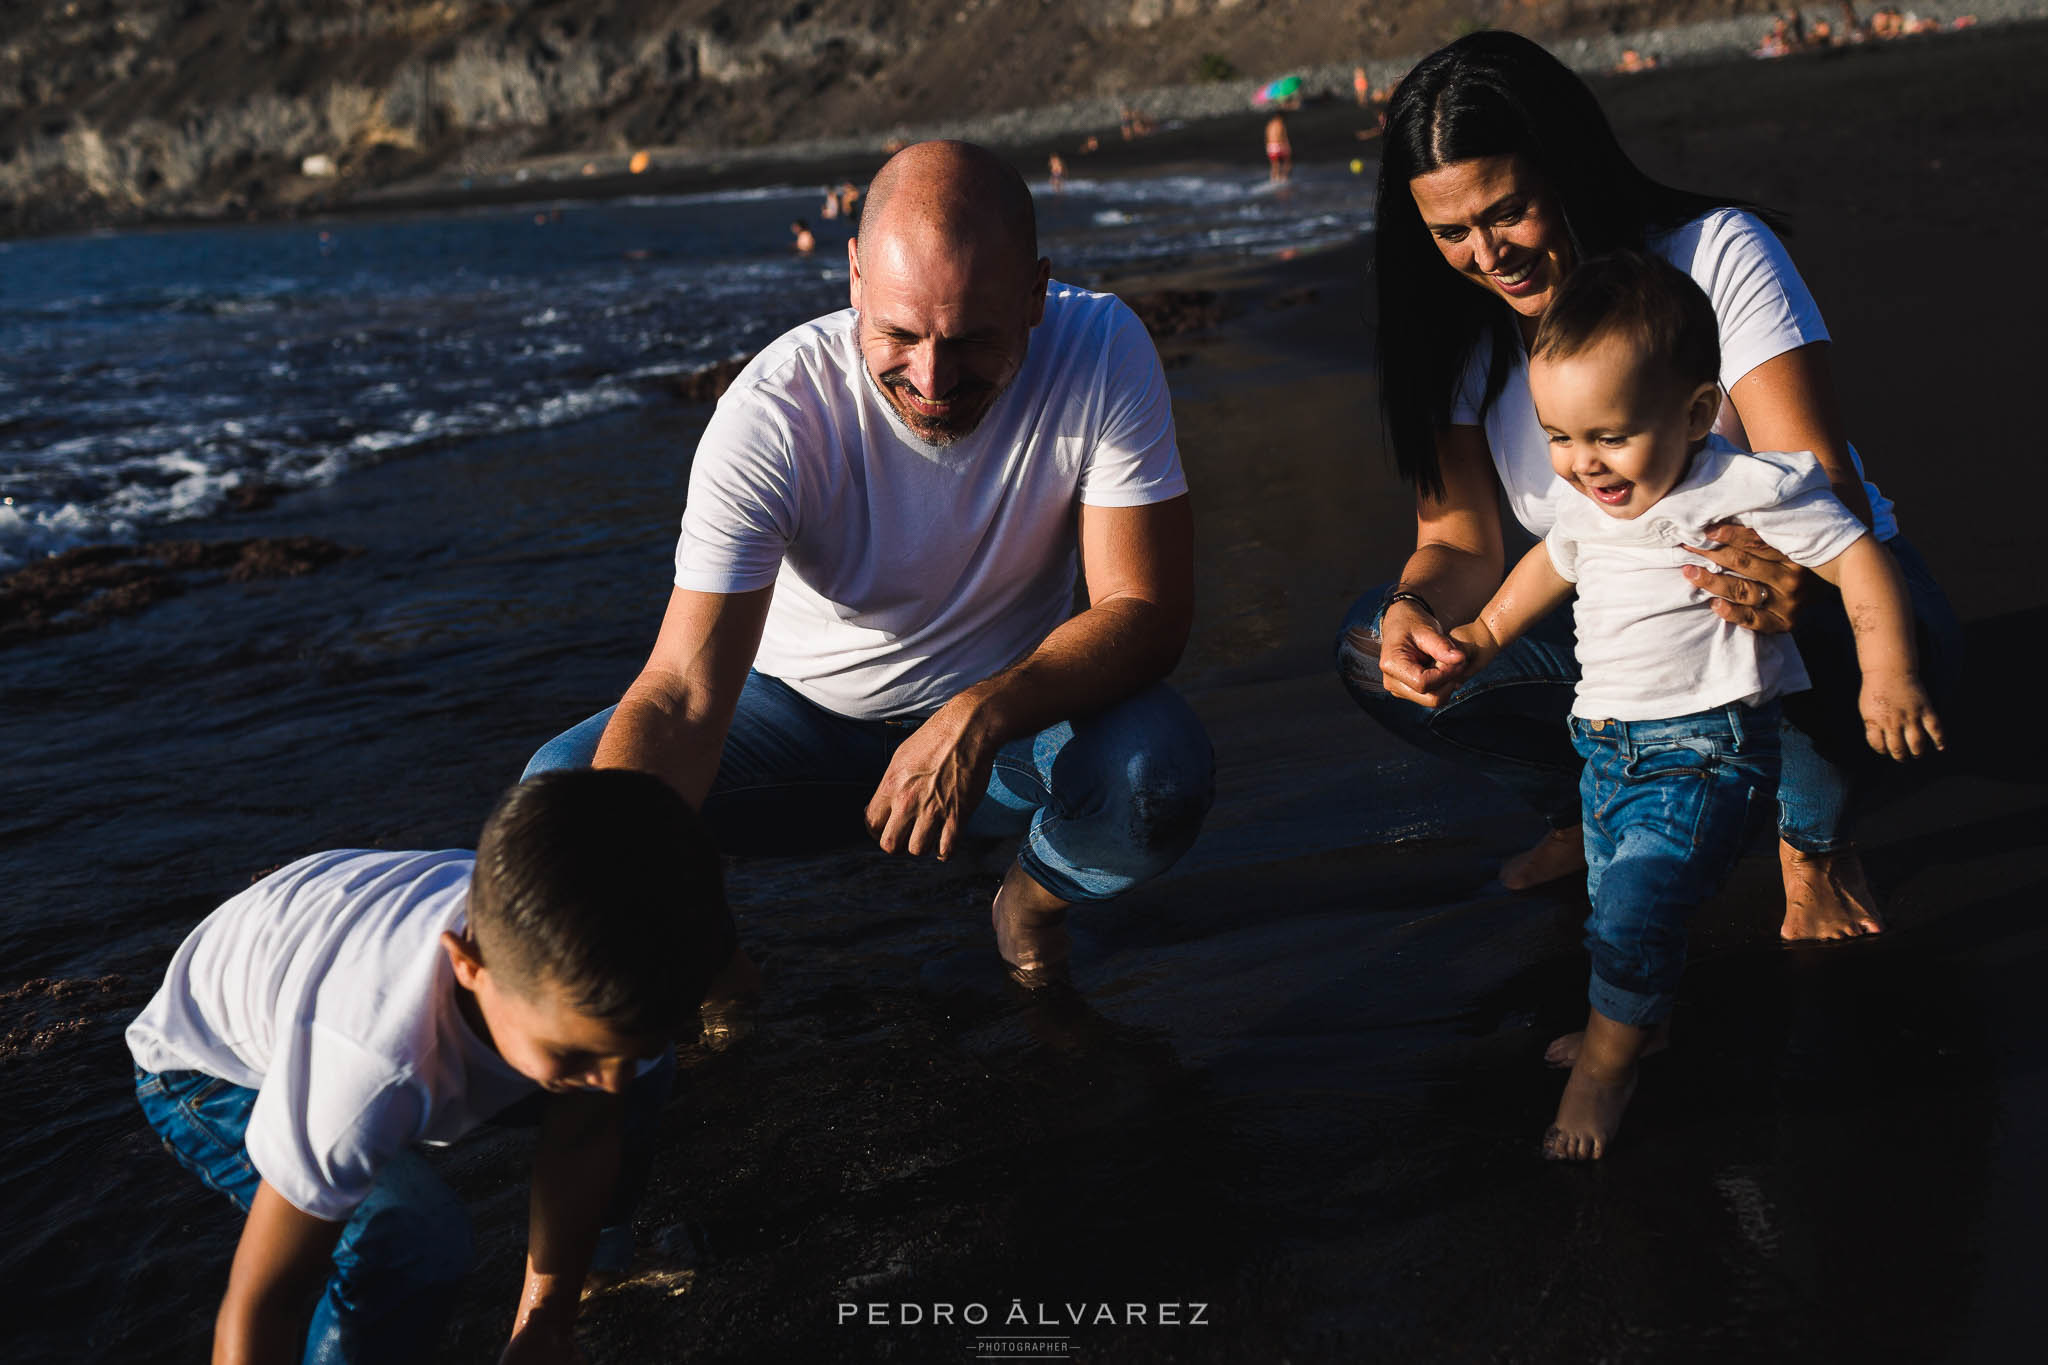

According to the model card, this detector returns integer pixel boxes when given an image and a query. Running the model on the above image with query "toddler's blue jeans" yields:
[524,670,1215,903]
[134,1053,671,1364]
[1571,702,1780,1027]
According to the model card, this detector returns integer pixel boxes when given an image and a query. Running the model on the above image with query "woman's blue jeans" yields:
[1334,536,1961,854]
[135,1055,672,1365]
[523,670,1215,903]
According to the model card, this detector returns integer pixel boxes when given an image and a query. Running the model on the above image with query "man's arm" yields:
[592,585,774,808]
[213,1183,344,1364]
[864,493,1194,861]
[499,1090,626,1365]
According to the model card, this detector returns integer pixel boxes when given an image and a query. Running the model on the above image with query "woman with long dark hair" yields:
[1338,30,1959,940]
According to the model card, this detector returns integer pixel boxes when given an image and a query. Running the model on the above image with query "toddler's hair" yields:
[1531,250,1721,393]
[470,768,734,1039]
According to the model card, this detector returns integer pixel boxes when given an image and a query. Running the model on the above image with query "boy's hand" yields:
[1860,671,1945,760]
[499,1320,587,1365]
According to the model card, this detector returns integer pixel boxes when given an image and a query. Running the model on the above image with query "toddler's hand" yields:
[1860,672,1945,761]
[1412,623,1492,707]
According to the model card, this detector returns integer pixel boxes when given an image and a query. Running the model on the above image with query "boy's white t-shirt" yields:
[675,282,1185,721]
[1545,439,1871,721]
[1452,208,1898,544]
[126,850,538,1221]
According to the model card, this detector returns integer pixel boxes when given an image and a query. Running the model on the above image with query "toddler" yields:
[1414,251,1942,1159]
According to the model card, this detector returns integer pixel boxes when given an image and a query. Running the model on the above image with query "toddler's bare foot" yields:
[1778,842,1884,941]
[1540,1007,1653,1161]
[1501,825,1587,891]
[1544,1017,1671,1069]
[992,864,1071,987]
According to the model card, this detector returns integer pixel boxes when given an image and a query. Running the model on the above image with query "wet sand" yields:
[10,23,2047,1365]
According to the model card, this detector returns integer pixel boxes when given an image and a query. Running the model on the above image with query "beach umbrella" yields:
[1255,74,1304,106]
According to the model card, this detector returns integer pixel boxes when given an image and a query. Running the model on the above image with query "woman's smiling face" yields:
[1409,153,1573,325]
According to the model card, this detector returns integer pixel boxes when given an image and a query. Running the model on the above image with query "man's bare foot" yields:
[1544,1017,1670,1069]
[1778,842,1885,941]
[992,863,1071,987]
[1541,1007,1652,1161]
[1501,825,1587,891]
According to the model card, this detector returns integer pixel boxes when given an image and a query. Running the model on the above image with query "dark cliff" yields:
[1,0,1768,236]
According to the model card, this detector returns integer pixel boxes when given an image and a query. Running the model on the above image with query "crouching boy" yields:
[126,768,735,1363]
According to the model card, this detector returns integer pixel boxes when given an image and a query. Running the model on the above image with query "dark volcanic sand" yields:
[10,24,2048,1365]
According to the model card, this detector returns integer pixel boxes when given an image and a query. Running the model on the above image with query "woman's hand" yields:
[1683,522,1812,634]
[1367,600,1471,705]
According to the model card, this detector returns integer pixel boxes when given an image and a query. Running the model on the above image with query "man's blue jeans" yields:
[1572,703,1780,1026]
[523,671,1215,903]
[1334,536,1961,853]
[134,1055,672,1365]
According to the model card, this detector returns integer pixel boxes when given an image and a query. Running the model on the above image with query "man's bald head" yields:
[855,141,1039,279]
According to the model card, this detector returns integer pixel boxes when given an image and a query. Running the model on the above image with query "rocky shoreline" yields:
[7,0,2039,241]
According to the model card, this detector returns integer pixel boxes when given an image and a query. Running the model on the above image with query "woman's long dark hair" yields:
[1375,30,1780,498]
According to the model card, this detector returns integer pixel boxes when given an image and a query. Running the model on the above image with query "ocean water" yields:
[0,168,1370,572]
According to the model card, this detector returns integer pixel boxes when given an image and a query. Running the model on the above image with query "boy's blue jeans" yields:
[1334,535,1960,853]
[1572,703,1780,1027]
[523,670,1216,903]
[134,1054,672,1365]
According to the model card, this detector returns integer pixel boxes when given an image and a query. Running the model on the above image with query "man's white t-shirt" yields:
[1545,439,1871,721]
[675,282,1186,720]
[1452,208,1898,544]
[126,850,537,1222]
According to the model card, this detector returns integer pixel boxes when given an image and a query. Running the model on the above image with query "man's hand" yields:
[1683,523,1811,634]
[1860,671,1945,761]
[864,693,1000,860]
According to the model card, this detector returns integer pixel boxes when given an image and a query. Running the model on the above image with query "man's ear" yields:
[848,237,863,310]
[440,930,484,991]
[1686,380,1722,442]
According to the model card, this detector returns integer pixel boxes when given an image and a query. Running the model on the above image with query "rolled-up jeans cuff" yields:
[1588,969,1673,1030]
[1776,828,1852,856]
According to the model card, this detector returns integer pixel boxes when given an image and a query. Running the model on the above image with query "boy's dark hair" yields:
[469,769,734,1040]
[1530,250,1721,394]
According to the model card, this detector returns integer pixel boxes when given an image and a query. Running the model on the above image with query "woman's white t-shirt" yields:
[1450,208,1898,544]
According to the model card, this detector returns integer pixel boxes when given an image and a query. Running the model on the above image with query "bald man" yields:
[523,141,1212,983]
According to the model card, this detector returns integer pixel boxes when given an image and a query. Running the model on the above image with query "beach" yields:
[6,20,2047,1363]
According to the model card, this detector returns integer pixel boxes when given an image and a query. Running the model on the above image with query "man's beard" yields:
[877,372,1003,447]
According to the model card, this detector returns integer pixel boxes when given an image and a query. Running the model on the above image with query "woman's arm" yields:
[1685,340,1872,632]
[1364,425,1510,704]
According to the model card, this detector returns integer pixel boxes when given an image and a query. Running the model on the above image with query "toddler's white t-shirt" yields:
[1545,440,1871,721]
[676,282,1185,720]
[127,850,537,1221]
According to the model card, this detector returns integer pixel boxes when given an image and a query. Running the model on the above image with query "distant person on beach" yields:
[1338,31,1959,944]
[821,187,840,219]
[1048,152,1067,192]
[1410,253,1942,1158]
[838,180,862,219]
[125,770,735,1363]
[791,219,816,254]
[523,140,1212,987]
[1265,112,1292,183]
[1354,66,1372,106]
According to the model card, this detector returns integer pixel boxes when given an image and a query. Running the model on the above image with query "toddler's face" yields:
[1529,335,1719,519]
